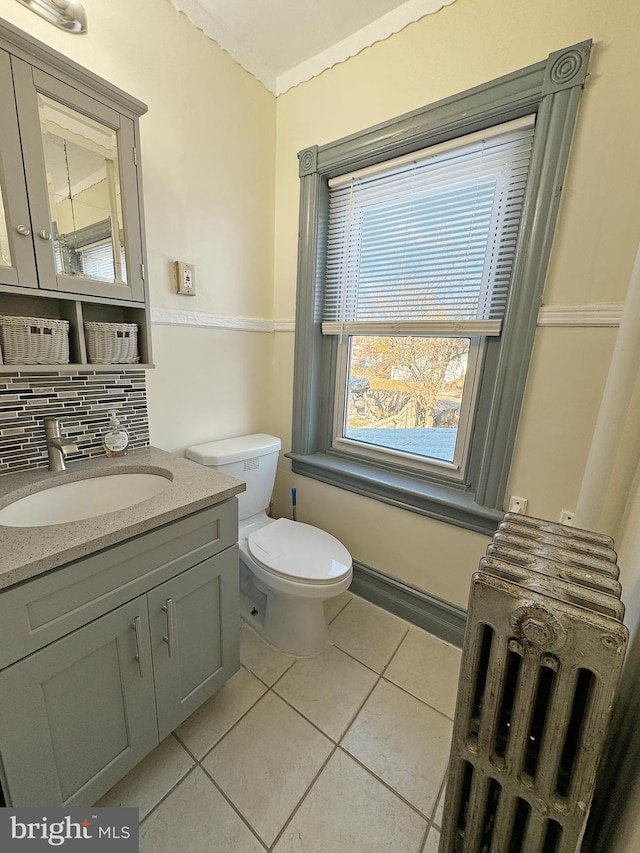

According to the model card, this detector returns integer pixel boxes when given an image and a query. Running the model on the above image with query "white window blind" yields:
[77,240,127,283]
[323,117,535,337]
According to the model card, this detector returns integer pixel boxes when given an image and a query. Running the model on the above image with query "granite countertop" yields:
[0,446,245,590]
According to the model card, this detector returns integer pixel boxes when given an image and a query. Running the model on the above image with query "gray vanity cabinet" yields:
[149,547,239,740]
[0,501,240,807]
[0,596,158,807]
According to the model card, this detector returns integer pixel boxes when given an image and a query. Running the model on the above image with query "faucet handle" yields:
[44,416,63,436]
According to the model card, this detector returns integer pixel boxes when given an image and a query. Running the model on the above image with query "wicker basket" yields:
[84,321,139,364]
[0,315,69,364]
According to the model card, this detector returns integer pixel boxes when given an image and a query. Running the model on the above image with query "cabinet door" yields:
[0,596,158,807]
[0,49,38,289]
[149,547,240,740]
[11,58,145,302]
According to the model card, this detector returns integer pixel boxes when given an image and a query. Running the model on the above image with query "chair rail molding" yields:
[151,304,621,333]
[150,307,295,333]
[537,304,623,327]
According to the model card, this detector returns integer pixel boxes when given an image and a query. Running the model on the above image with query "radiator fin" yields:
[468,623,493,746]
[524,661,556,780]
[494,645,522,763]
[556,668,595,799]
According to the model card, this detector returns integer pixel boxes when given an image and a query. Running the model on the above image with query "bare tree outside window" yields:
[345,335,470,463]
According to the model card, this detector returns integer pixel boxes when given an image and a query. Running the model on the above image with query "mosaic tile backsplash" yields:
[0,371,149,474]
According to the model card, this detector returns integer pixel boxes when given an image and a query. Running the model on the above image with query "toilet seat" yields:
[248,518,351,584]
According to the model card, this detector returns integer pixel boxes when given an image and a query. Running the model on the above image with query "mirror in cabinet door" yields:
[0,48,38,289]
[6,57,145,302]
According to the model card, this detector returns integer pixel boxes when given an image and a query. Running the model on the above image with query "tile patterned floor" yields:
[97,592,461,852]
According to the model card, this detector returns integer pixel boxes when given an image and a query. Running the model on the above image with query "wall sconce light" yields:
[15,0,87,34]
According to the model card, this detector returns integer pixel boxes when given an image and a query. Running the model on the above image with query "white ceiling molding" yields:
[169,0,277,93]
[274,0,456,95]
[169,0,457,96]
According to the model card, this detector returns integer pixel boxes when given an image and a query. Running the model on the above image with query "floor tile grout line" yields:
[195,683,271,765]
[268,656,301,691]
[430,769,448,828]
[268,687,339,744]
[141,725,269,848]
[425,823,442,851]
[323,639,386,676]
[420,819,432,853]
[171,729,198,763]
[326,592,354,625]
[241,658,297,690]
[137,762,199,828]
[337,744,434,825]
[380,672,456,723]
[199,761,269,850]
[335,670,382,743]
[179,685,336,850]
[266,744,340,852]
[379,624,411,677]
[272,661,382,746]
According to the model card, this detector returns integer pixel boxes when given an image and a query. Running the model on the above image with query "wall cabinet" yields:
[0,19,152,369]
[0,502,240,807]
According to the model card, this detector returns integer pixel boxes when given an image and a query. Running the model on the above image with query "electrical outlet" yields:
[508,495,528,514]
[172,260,196,296]
[560,509,575,526]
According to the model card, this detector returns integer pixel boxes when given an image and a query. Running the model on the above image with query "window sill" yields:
[286,450,503,536]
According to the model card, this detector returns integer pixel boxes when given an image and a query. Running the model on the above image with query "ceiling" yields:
[170,0,456,95]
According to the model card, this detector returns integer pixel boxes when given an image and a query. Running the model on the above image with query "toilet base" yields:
[239,561,348,657]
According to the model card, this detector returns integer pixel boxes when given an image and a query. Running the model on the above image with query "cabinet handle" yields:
[38,229,51,241]
[161,598,175,658]
[131,616,145,678]
[16,224,31,237]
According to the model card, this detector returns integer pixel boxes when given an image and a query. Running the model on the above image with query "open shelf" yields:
[0,291,153,371]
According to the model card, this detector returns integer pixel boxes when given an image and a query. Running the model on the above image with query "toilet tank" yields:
[186,434,281,522]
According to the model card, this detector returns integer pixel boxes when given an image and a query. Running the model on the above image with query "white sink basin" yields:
[0,472,172,527]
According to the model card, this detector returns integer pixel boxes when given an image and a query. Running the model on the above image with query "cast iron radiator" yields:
[439,513,628,853]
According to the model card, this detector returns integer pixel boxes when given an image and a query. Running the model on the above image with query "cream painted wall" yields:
[0,0,277,453]
[270,0,640,607]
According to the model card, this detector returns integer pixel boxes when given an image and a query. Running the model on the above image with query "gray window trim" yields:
[288,41,592,537]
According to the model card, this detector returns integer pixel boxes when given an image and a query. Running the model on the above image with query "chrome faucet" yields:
[44,417,79,472]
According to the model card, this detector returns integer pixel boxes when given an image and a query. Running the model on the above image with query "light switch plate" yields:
[172,261,196,296]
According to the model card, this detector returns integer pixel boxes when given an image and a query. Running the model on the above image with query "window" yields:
[289,41,591,535]
[326,119,534,481]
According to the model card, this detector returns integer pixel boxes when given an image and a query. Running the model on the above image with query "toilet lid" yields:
[248,518,352,583]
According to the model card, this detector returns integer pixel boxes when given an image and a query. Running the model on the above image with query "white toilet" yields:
[186,434,352,656]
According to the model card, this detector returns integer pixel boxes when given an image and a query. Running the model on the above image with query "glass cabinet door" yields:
[11,59,145,302]
[0,49,38,289]
[39,95,128,287]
